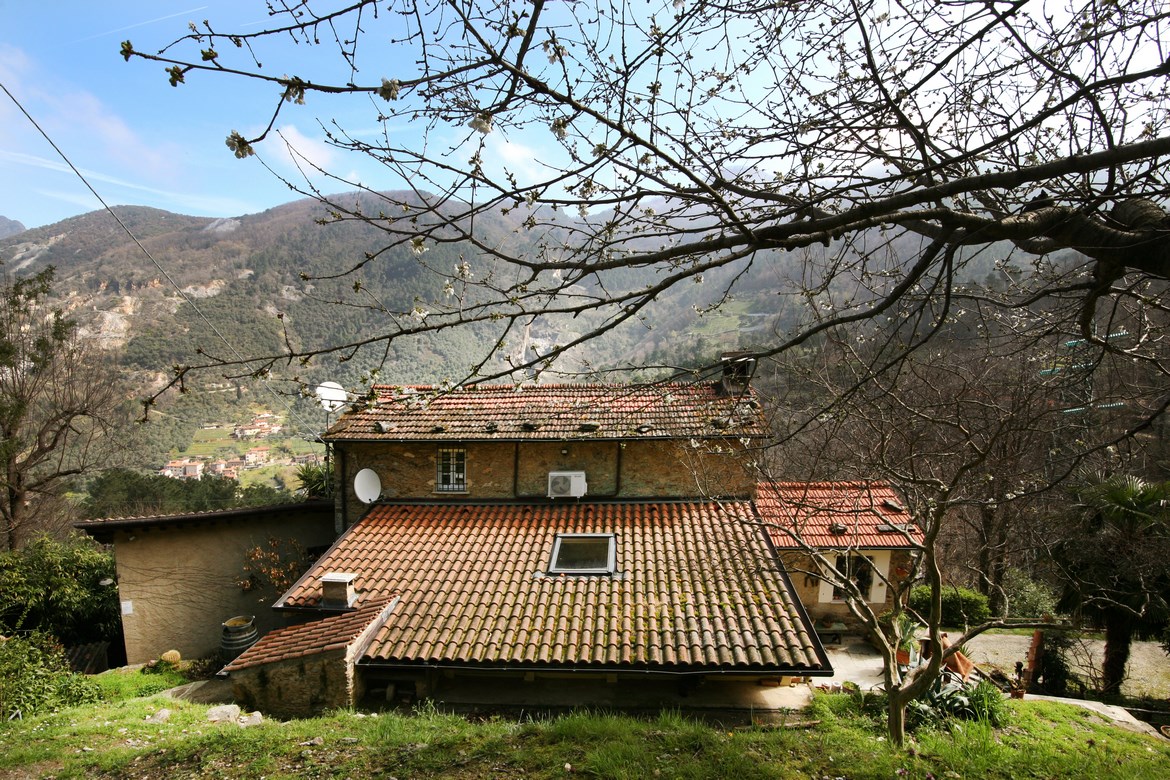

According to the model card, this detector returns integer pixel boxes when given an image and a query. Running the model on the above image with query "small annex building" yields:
[77,501,336,665]
[757,482,921,638]
[221,357,844,716]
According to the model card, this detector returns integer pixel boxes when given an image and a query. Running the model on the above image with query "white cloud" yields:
[269,124,340,178]
[78,7,210,42]
[484,135,553,189]
[0,150,258,218]
[50,90,182,181]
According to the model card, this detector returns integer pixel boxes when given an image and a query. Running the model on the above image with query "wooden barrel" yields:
[220,615,258,662]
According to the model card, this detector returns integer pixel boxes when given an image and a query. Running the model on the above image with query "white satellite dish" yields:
[315,381,348,412]
[353,468,382,504]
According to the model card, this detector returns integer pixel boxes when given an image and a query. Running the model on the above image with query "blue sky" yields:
[1,1,425,229]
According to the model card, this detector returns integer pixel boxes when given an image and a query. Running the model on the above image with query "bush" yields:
[0,633,101,719]
[907,678,1008,731]
[295,462,334,498]
[0,535,120,646]
[910,585,991,628]
[1001,568,1057,619]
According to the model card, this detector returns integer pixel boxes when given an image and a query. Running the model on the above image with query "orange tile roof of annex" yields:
[278,500,828,674]
[323,382,769,443]
[223,599,393,673]
[756,482,922,549]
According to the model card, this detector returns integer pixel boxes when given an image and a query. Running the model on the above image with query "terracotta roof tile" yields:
[280,500,826,674]
[324,382,768,442]
[222,600,395,673]
[756,482,922,549]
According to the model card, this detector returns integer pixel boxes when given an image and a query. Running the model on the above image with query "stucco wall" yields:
[336,438,759,526]
[108,507,336,665]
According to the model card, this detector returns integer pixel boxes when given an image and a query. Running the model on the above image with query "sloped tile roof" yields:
[222,599,395,673]
[75,500,333,542]
[323,382,768,442]
[280,500,827,674]
[756,482,921,549]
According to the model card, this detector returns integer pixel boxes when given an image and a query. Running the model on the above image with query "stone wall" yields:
[229,649,353,718]
[337,438,759,526]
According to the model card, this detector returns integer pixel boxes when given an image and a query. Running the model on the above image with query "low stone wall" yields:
[229,648,354,719]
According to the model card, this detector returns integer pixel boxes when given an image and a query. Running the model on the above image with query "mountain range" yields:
[0,195,804,395]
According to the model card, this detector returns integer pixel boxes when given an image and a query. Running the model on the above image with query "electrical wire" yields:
[0,80,325,440]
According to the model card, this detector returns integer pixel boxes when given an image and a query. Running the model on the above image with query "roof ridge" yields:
[369,381,721,392]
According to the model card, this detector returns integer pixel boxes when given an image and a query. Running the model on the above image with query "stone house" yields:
[81,357,920,716]
[221,358,847,716]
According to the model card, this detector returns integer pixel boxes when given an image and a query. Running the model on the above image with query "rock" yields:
[161,650,181,664]
[299,736,325,746]
[145,708,171,724]
[207,704,241,723]
[238,711,263,728]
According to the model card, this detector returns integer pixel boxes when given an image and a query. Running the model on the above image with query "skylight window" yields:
[549,534,616,575]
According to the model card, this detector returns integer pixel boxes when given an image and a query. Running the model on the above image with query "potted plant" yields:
[894,612,919,667]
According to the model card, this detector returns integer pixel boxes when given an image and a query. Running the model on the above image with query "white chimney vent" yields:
[321,572,357,609]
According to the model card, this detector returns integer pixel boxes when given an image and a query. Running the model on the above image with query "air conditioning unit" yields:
[548,471,588,499]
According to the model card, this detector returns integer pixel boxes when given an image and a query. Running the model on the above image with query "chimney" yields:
[719,351,757,394]
[320,572,357,609]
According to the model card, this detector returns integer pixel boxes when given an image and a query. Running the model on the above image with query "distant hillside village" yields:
[158,412,321,480]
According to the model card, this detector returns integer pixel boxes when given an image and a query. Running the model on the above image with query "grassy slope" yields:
[2,681,1169,780]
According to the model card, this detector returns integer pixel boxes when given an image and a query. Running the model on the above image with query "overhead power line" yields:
[0,80,322,440]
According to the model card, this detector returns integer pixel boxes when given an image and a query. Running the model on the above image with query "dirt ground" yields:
[965,633,1170,701]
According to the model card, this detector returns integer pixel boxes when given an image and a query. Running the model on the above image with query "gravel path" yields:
[965,633,1170,701]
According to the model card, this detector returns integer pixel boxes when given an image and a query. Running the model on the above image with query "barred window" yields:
[435,447,466,492]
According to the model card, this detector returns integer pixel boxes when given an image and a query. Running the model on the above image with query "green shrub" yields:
[910,585,992,627]
[1001,568,1058,619]
[295,462,334,498]
[907,678,1008,731]
[0,535,120,646]
[0,633,101,719]
[967,679,1010,727]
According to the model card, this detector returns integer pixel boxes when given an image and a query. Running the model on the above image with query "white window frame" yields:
[435,447,467,493]
[549,533,616,575]
[817,550,890,603]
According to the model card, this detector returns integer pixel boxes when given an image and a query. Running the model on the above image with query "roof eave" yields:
[355,658,834,677]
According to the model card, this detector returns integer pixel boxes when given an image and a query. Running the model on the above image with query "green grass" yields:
[92,665,188,701]
[1,692,1168,779]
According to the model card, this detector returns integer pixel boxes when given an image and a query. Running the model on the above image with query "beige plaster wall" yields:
[110,510,336,665]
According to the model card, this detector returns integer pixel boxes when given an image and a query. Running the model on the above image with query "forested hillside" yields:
[0,192,1014,465]
[0,194,817,388]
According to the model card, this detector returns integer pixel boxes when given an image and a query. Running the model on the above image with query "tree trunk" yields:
[886,690,909,747]
[977,504,1010,616]
[1101,609,1135,697]
[2,480,20,553]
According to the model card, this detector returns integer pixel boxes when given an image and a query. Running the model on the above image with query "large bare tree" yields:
[122,0,1170,392]
[757,317,1129,744]
[122,0,1170,744]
